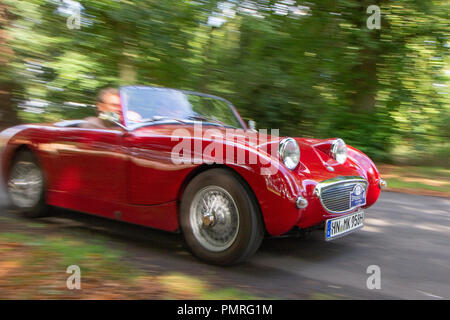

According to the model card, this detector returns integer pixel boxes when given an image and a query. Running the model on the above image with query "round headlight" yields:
[279,138,300,170]
[331,138,347,164]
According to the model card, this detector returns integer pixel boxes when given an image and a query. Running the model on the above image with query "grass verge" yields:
[0,231,261,299]
[377,164,450,197]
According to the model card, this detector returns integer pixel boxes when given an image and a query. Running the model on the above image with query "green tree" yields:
[2,0,448,164]
[0,2,20,129]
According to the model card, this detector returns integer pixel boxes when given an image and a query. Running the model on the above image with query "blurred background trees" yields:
[0,2,21,128]
[1,0,448,165]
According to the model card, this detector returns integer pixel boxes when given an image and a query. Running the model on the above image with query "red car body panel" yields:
[1,120,382,236]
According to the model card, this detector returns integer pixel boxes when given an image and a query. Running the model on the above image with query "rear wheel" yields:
[180,169,264,265]
[7,151,48,218]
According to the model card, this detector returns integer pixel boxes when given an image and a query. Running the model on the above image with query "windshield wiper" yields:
[133,115,227,127]
[138,116,188,124]
[186,115,226,127]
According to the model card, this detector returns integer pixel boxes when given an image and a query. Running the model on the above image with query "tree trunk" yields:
[349,0,382,113]
[352,48,378,113]
[0,83,19,130]
[0,3,19,130]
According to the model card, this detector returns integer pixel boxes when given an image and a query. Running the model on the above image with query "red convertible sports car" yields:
[0,86,386,265]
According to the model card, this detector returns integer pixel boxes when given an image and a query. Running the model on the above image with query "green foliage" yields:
[2,0,449,164]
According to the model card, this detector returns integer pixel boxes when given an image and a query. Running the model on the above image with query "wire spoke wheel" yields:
[180,168,264,265]
[8,161,44,209]
[190,186,240,252]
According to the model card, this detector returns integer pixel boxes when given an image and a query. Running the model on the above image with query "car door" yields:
[53,127,128,218]
[124,125,197,205]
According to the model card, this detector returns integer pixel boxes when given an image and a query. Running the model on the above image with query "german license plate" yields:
[325,210,364,241]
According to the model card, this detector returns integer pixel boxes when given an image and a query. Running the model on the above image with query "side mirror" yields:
[248,120,257,131]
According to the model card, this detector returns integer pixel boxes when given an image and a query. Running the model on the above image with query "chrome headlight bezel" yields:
[278,138,300,170]
[331,138,348,164]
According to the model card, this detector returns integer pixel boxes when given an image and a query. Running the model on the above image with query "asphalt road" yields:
[1,190,449,299]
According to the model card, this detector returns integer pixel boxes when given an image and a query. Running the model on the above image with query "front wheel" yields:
[180,169,264,265]
[7,151,48,218]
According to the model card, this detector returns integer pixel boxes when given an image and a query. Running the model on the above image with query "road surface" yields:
[1,191,449,299]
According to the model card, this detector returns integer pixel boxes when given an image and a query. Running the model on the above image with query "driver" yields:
[80,88,122,129]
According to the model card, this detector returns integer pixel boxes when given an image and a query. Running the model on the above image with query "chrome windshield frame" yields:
[119,85,247,131]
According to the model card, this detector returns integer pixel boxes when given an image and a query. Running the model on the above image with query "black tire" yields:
[180,168,264,265]
[7,150,49,218]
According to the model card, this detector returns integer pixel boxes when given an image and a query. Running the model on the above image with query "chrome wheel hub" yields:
[202,212,215,227]
[7,161,43,208]
[190,186,240,252]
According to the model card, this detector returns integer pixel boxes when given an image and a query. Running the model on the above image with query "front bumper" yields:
[295,175,383,229]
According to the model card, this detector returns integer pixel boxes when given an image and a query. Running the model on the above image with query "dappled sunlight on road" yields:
[365,218,391,227]
[0,192,449,299]
[361,225,383,233]
[414,224,450,234]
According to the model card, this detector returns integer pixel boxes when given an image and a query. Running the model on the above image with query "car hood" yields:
[133,124,369,182]
[257,135,366,181]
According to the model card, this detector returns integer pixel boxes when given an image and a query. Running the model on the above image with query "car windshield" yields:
[121,86,243,129]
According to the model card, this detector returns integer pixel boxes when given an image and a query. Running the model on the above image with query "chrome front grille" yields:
[315,177,368,214]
